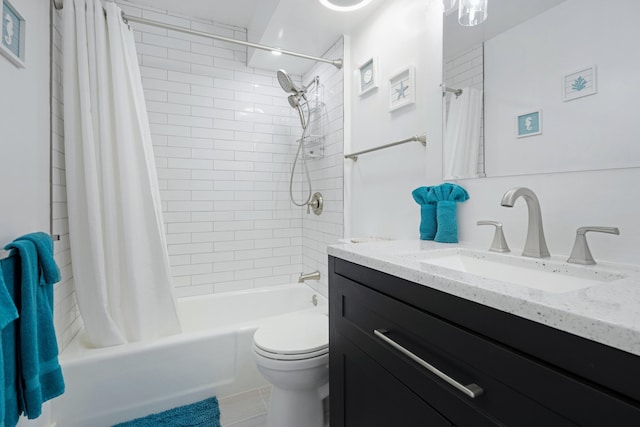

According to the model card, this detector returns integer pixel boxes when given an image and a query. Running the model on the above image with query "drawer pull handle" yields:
[373,329,484,398]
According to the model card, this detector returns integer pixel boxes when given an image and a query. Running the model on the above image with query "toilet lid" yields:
[254,313,328,356]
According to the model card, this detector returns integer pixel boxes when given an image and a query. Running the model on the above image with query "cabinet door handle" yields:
[374,329,484,398]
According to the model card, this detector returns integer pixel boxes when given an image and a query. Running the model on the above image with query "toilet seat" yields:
[253,313,328,361]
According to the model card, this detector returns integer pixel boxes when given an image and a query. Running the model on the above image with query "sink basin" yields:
[419,248,627,293]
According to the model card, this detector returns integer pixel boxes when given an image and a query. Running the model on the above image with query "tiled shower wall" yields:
[51,1,344,349]
[301,39,344,296]
[119,0,307,297]
[443,43,485,176]
[52,7,83,350]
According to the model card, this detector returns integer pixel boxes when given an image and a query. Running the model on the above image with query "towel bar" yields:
[344,134,426,161]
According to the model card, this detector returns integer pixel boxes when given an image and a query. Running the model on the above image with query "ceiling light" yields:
[318,0,373,12]
[458,0,488,26]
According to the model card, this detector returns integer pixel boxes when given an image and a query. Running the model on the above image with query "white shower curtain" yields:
[443,87,483,179]
[63,0,181,347]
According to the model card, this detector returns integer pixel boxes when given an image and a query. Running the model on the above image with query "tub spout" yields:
[298,271,320,283]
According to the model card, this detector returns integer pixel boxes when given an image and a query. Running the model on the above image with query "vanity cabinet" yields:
[329,256,640,426]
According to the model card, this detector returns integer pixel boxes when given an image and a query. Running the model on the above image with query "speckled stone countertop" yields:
[328,239,640,357]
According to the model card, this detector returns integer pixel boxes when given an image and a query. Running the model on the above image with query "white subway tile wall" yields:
[443,44,485,176]
[119,0,345,298]
[301,39,345,297]
[52,8,84,350]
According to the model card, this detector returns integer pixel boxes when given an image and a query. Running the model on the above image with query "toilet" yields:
[252,312,329,427]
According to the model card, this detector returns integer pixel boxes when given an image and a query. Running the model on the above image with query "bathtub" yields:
[49,283,327,427]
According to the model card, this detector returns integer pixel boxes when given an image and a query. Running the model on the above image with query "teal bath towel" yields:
[4,233,64,421]
[412,186,437,240]
[427,183,470,243]
[0,257,20,427]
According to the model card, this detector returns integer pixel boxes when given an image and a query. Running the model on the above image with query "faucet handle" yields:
[477,221,510,253]
[567,226,620,265]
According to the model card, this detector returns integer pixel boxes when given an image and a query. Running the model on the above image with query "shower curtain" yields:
[63,0,181,347]
[443,87,483,179]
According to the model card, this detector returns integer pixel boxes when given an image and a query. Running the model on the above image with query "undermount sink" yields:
[419,248,627,294]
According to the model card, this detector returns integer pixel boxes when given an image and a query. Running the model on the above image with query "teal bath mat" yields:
[113,397,221,427]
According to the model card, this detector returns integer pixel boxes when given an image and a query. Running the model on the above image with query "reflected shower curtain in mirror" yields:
[443,87,483,179]
[63,0,181,347]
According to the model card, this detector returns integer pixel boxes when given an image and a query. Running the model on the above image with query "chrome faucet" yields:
[567,226,620,265]
[500,187,550,258]
[298,270,320,283]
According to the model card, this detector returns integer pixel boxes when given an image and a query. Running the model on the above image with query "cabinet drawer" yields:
[331,332,452,427]
[331,273,640,426]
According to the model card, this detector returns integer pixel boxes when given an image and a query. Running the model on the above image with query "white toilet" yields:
[252,312,329,427]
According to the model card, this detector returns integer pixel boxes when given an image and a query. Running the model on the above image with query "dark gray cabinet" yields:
[329,256,640,426]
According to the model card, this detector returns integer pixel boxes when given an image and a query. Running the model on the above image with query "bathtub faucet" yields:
[298,271,320,283]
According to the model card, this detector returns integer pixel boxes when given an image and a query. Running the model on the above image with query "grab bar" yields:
[344,134,426,161]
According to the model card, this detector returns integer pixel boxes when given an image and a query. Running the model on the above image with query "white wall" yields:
[347,0,443,239]
[0,0,79,352]
[0,0,49,245]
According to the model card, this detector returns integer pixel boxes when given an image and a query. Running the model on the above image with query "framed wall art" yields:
[357,57,378,96]
[516,110,542,138]
[563,65,597,102]
[1,0,25,68]
[389,65,415,112]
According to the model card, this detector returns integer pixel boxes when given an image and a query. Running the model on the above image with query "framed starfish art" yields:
[389,65,415,112]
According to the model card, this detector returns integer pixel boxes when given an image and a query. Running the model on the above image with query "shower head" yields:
[287,94,300,109]
[277,69,303,95]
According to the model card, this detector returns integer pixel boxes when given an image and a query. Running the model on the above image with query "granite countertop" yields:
[327,239,640,357]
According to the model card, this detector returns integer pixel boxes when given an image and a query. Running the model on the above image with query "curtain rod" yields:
[52,0,343,69]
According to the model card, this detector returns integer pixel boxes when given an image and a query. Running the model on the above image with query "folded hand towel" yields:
[1,256,21,427]
[427,183,470,243]
[412,186,437,240]
[4,233,64,420]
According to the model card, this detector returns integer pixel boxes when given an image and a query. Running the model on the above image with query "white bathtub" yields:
[50,283,327,427]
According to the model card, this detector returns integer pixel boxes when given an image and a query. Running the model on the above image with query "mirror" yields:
[443,0,640,179]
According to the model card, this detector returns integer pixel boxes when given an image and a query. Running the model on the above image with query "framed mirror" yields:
[443,0,640,179]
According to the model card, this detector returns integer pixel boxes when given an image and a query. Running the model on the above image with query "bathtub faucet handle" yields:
[298,270,321,283]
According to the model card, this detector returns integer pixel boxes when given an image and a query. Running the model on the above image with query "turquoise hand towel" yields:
[0,263,17,330]
[412,186,437,240]
[427,183,470,243]
[1,256,21,427]
[5,233,64,420]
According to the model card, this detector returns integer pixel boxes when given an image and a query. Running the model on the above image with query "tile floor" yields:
[218,387,329,427]
[219,387,271,427]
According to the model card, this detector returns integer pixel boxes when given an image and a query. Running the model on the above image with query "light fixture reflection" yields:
[318,0,373,12]
[458,0,488,26]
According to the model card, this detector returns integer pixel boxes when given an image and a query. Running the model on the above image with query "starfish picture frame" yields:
[389,65,415,112]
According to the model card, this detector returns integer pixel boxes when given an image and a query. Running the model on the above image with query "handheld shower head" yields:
[277,69,302,94]
[287,94,300,108]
